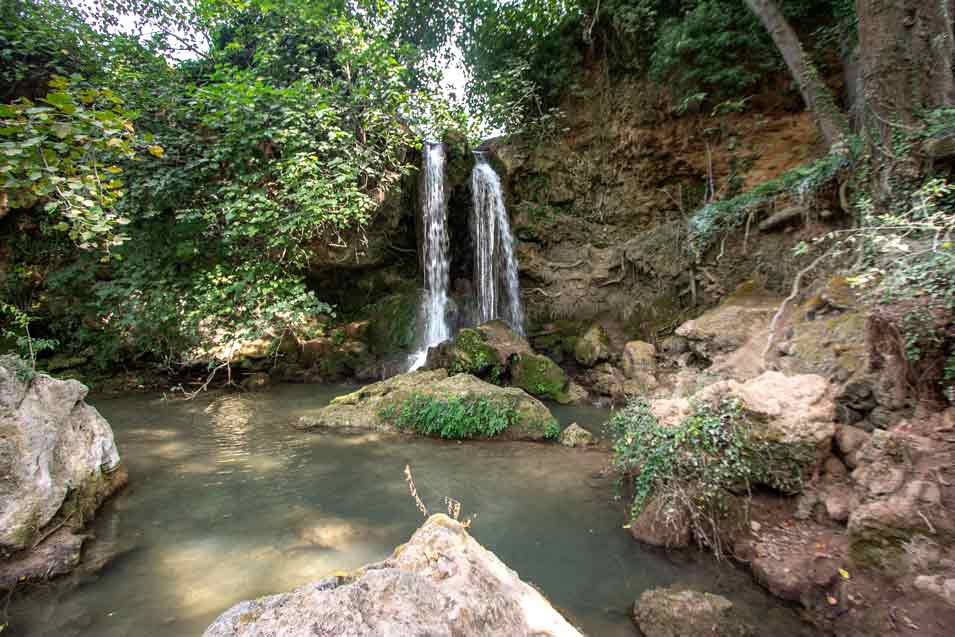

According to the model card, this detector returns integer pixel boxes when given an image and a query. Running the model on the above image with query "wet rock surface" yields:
[0,356,127,589]
[203,514,583,637]
[633,586,754,636]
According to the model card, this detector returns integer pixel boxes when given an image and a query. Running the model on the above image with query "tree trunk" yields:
[743,0,849,150]
[856,0,955,129]
[855,0,955,198]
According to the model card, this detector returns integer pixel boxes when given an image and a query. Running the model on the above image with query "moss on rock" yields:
[366,292,418,356]
[512,353,570,403]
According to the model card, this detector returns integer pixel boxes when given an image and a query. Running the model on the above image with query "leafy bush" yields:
[608,397,805,556]
[381,393,519,439]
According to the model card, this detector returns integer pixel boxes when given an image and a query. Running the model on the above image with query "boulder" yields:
[558,423,595,447]
[913,575,955,608]
[296,369,556,440]
[0,356,127,587]
[633,586,754,637]
[834,425,870,468]
[628,495,692,549]
[511,352,572,403]
[573,324,611,367]
[621,340,656,380]
[723,371,836,477]
[675,282,782,363]
[203,514,583,637]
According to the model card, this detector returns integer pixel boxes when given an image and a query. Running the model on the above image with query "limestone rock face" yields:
[203,514,583,637]
[633,586,754,637]
[296,369,556,440]
[0,356,125,554]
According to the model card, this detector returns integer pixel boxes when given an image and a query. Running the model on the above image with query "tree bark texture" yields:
[744,0,850,149]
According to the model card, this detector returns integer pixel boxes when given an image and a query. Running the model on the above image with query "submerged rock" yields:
[296,369,556,440]
[633,586,754,637]
[203,514,583,637]
[0,356,127,589]
[558,423,595,447]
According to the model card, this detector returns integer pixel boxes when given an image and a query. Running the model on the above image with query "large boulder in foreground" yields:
[633,586,754,637]
[296,369,557,440]
[0,356,127,589]
[204,514,583,637]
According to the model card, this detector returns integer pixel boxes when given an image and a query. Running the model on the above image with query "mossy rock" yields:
[446,329,504,381]
[511,352,570,404]
[365,292,418,356]
[573,324,611,367]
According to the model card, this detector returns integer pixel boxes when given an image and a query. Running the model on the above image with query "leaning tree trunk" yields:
[855,0,955,199]
[744,0,850,150]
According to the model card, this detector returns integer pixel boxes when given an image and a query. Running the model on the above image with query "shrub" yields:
[381,393,518,439]
[607,397,804,557]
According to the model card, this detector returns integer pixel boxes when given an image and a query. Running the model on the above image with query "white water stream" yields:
[472,154,525,333]
[408,143,451,370]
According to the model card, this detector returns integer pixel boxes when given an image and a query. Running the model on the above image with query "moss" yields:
[848,523,917,569]
[365,292,417,356]
[448,329,503,381]
[512,353,569,402]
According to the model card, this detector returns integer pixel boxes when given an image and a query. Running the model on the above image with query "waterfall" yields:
[471,154,525,334]
[408,143,451,370]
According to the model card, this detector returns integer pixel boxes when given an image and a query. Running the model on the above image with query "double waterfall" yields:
[408,145,524,370]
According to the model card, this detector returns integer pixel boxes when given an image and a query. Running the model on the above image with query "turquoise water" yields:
[5,384,811,636]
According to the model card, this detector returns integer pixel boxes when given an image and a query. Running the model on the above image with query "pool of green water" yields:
[6,384,812,636]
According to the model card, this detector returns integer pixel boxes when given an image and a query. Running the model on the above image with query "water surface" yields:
[6,384,811,636]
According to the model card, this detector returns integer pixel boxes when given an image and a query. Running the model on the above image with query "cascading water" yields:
[408,143,451,370]
[471,154,525,334]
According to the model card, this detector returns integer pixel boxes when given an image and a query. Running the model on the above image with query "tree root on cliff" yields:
[762,248,833,365]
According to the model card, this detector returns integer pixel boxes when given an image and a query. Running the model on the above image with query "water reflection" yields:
[6,384,812,637]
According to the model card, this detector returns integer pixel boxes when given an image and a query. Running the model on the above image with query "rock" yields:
[834,425,870,468]
[621,340,656,380]
[425,324,515,380]
[296,369,557,440]
[824,485,855,523]
[633,586,754,637]
[564,381,590,404]
[511,351,571,403]
[924,131,955,160]
[475,320,534,362]
[240,372,271,391]
[0,356,127,588]
[913,575,955,608]
[758,205,808,232]
[725,371,837,478]
[365,292,418,356]
[675,282,782,363]
[344,320,371,341]
[203,514,583,637]
[573,324,611,367]
[823,456,848,480]
[558,423,595,447]
[848,479,945,569]
[868,406,901,429]
[628,495,692,549]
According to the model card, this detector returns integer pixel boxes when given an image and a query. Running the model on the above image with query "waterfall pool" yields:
[6,384,813,636]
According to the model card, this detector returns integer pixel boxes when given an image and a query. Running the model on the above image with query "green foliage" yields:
[2,0,454,374]
[381,393,518,439]
[0,75,152,249]
[688,149,851,256]
[608,397,805,555]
